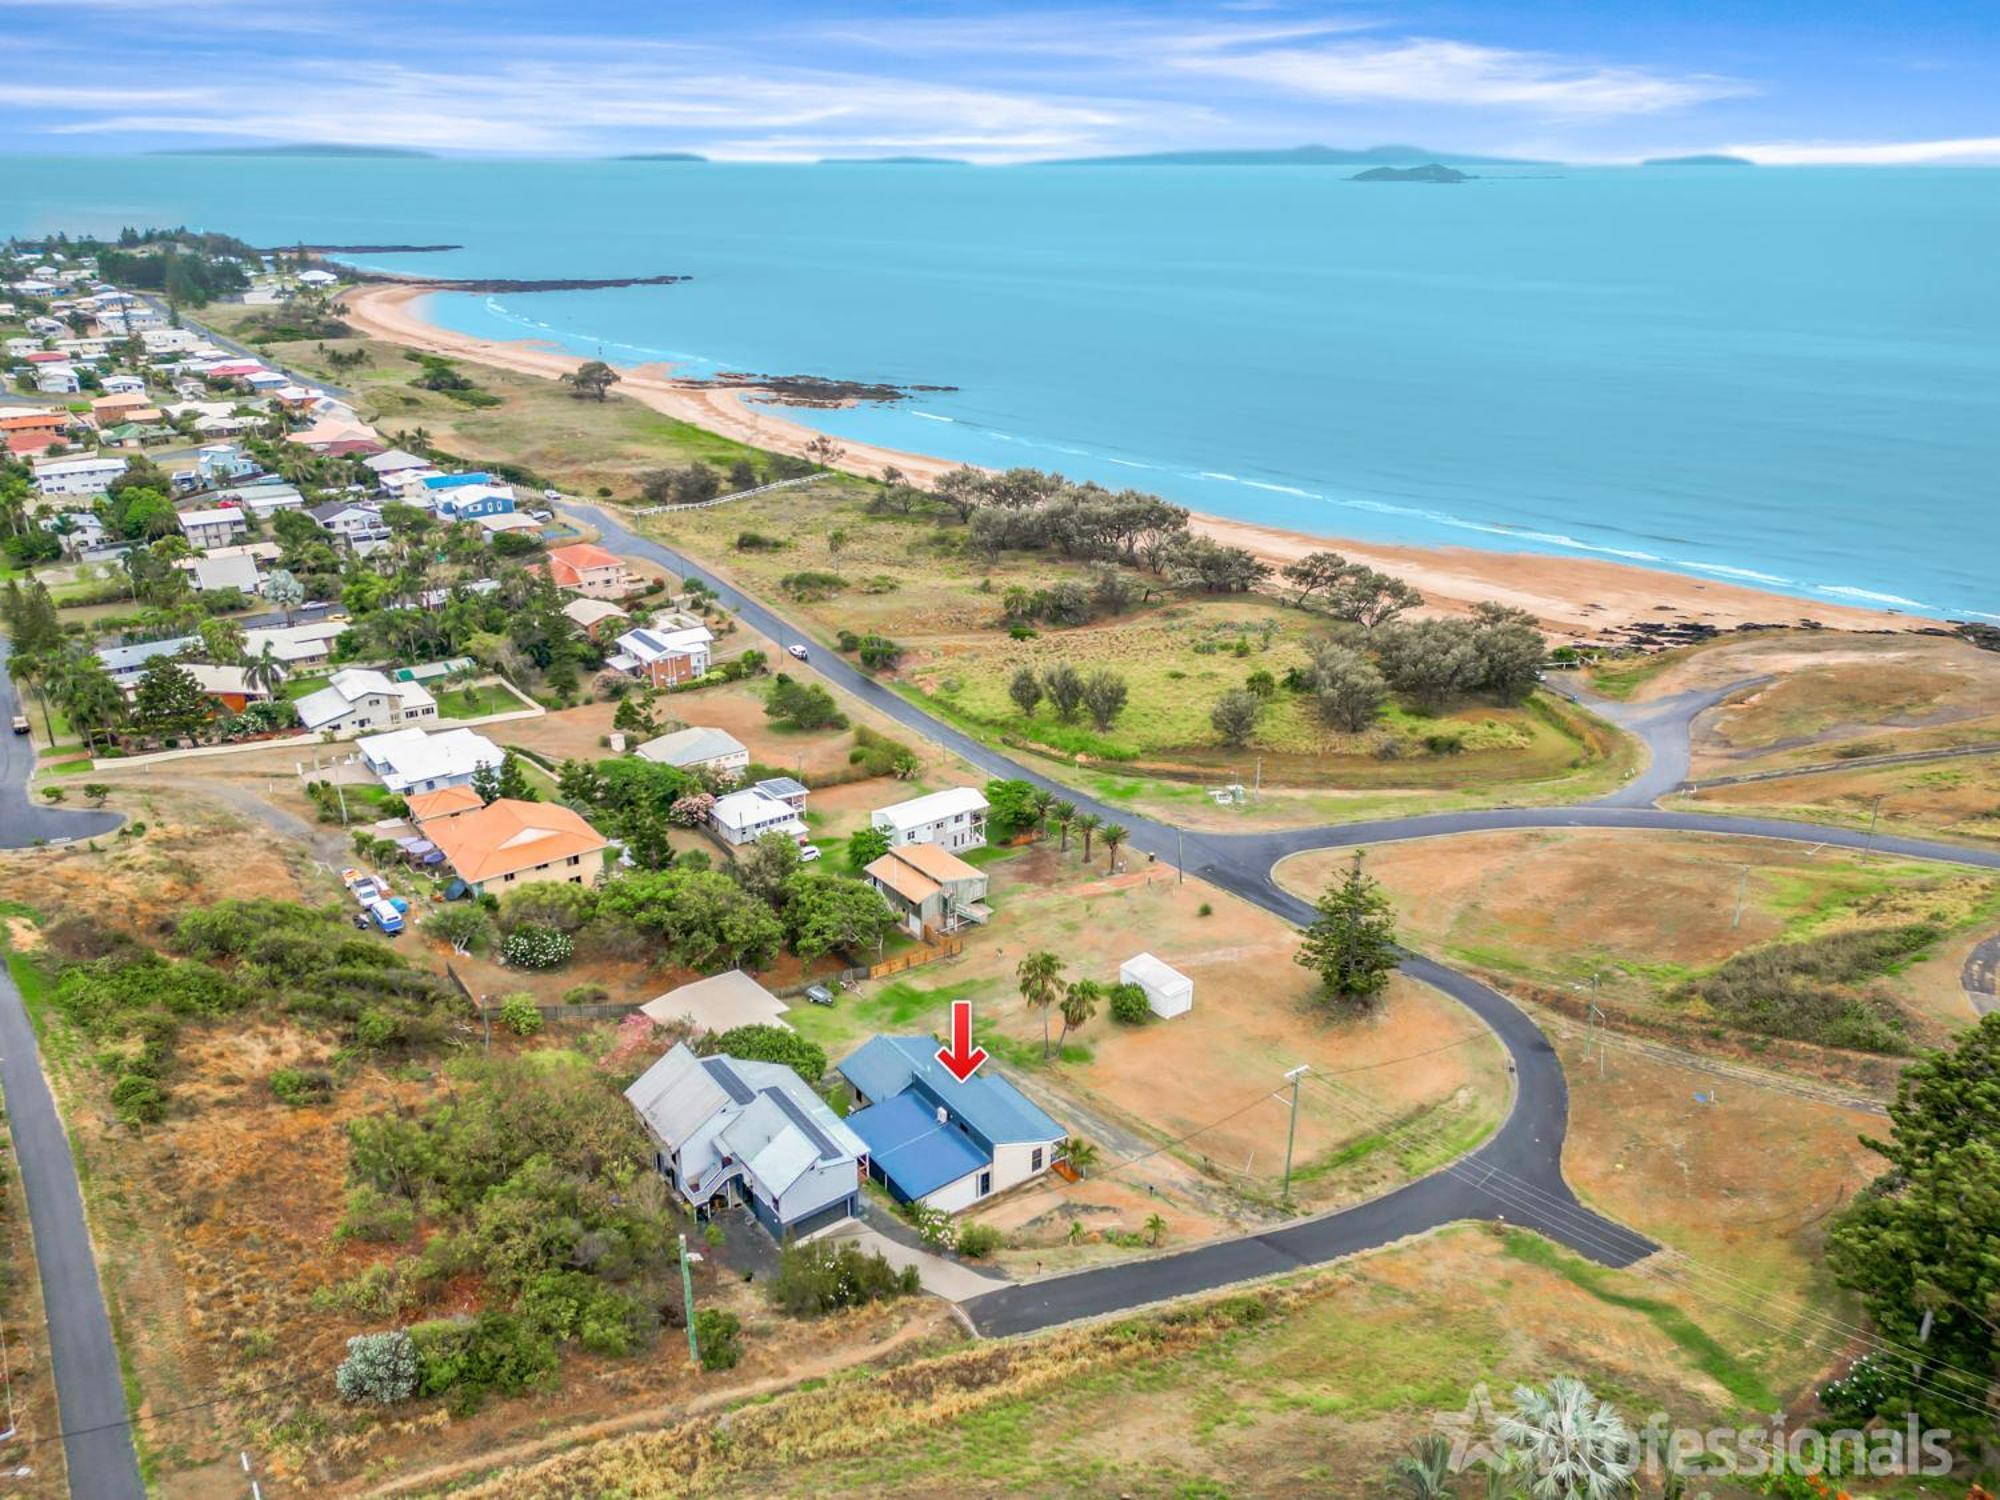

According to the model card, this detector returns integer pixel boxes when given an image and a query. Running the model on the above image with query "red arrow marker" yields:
[935,999,988,1082]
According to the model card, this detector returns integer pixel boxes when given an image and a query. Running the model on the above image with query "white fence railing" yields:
[629,472,821,516]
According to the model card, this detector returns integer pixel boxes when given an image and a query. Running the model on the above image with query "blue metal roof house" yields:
[838,1036,1067,1213]
[626,1043,867,1240]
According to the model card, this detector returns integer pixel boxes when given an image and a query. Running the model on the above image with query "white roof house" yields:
[32,454,127,497]
[295,667,438,737]
[242,620,349,666]
[361,447,431,477]
[624,1041,866,1239]
[178,506,248,547]
[635,726,750,775]
[709,788,808,847]
[871,787,989,853]
[188,552,261,594]
[609,623,714,685]
[357,726,503,795]
[1119,953,1194,1019]
[560,596,629,635]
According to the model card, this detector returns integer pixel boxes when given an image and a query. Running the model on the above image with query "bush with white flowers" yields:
[501,924,571,971]
[334,1329,418,1404]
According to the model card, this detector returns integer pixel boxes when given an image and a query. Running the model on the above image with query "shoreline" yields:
[338,282,1936,640]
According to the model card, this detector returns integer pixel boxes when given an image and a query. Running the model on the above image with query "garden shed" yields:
[1119,953,1193,1019]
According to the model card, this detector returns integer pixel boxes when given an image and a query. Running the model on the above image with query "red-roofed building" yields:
[544,542,639,599]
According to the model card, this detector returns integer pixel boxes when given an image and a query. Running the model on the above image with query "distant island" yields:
[818,156,969,166]
[151,143,436,158]
[1046,143,1555,168]
[1351,164,1470,184]
[1642,154,1754,166]
[612,152,708,163]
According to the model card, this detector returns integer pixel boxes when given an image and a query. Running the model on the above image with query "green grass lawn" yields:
[436,683,525,719]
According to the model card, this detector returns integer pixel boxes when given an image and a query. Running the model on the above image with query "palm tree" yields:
[243,641,286,699]
[1052,800,1076,852]
[1143,1212,1166,1247]
[1074,812,1101,862]
[1386,1435,1456,1500]
[1016,950,1064,1060]
[1056,979,1099,1051]
[1027,787,1057,840]
[1480,1455,1526,1500]
[1494,1377,1636,1500]
[1100,822,1128,871]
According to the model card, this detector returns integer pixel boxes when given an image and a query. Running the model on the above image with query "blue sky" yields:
[2,0,1996,163]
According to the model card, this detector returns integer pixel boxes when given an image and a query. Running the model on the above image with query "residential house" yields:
[403,785,484,825]
[244,370,291,393]
[750,775,810,815]
[97,635,197,683]
[544,542,637,599]
[420,797,609,896]
[433,484,516,522]
[360,447,431,485]
[294,667,437,736]
[227,482,305,520]
[626,1041,866,1240]
[32,453,126,498]
[99,373,146,396]
[287,416,382,456]
[708,788,808,848]
[638,970,791,1035]
[559,596,628,639]
[296,268,339,288]
[242,620,350,670]
[188,552,262,595]
[357,726,503,796]
[33,365,79,396]
[870,787,989,854]
[472,512,541,539]
[174,664,274,715]
[608,623,713,689]
[140,328,202,355]
[177,506,248,550]
[634,726,749,778]
[195,442,258,483]
[47,510,109,558]
[305,500,390,551]
[838,1036,1066,1213]
[1,409,71,456]
[864,843,990,940]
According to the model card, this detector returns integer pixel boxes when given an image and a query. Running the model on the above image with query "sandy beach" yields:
[340,282,1932,638]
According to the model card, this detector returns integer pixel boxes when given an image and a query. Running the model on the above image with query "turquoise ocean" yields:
[2,156,1994,619]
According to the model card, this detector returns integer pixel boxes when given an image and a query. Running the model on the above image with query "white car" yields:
[797,843,822,863]
[787,643,809,661]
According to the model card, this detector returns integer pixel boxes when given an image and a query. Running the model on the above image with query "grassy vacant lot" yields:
[639,482,1635,809]
[787,837,1511,1257]
[1281,830,2000,1065]
[197,303,761,495]
[433,1222,1802,1499]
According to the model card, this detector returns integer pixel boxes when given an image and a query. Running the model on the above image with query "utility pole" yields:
[1587,1001,1606,1079]
[1866,795,1884,861]
[1253,757,1262,799]
[1280,1065,1309,1206]
[1176,826,1184,885]
[335,778,349,826]
[1731,864,1749,929]
[679,1233,700,1364]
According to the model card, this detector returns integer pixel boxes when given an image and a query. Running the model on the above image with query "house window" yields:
[977,1170,992,1198]
[1031,1148,1043,1173]
[502,871,515,882]
[566,855,580,866]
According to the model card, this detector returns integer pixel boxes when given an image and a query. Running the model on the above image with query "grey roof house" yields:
[625,1042,867,1240]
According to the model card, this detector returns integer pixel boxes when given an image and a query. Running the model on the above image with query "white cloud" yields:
[1172,36,1749,117]
[1726,136,2000,166]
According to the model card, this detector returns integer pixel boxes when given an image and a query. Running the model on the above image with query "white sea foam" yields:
[909,411,954,423]
[1240,480,1322,498]
[1672,561,1795,586]
[1817,585,1935,611]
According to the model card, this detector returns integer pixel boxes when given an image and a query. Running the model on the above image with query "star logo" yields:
[1434,1382,1505,1472]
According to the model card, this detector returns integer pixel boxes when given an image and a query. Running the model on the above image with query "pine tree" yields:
[1295,852,1399,1006]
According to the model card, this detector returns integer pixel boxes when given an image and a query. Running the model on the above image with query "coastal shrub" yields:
[734,528,784,551]
[855,633,903,670]
[496,993,544,1035]
[780,570,847,600]
[954,1222,1004,1259]
[270,1067,335,1106]
[695,1025,827,1085]
[1210,688,1261,747]
[694,1309,743,1371]
[520,1270,652,1357]
[849,726,921,779]
[1678,925,1933,1052]
[769,1240,919,1316]
[1108,982,1153,1025]
[501,925,571,971]
[765,674,847,731]
[110,1074,168,1125]
[335,1330,419,1405]
[561,982,610,1007]
[338,1183,418,1244]
[410,1312,559,1415]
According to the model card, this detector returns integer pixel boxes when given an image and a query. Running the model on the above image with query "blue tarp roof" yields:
[838,1036,1064,1148]
[846,1092,990,1201]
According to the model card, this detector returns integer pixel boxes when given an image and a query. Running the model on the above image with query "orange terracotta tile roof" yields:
[864,845,981,906]
[424,797,609,883]
[886,842,982,884]
[406,785,484,821]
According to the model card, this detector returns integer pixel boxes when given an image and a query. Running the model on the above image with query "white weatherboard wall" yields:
[1120,953,1193,1019]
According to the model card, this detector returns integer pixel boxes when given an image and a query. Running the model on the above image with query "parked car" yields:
[786,643,809,661]
[797,843,822,863]
[804,984,835,1007]
[368,899,405,935]
[9,715,26,735]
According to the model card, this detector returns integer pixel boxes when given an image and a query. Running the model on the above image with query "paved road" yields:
[576,504,2000,1334]
[0,639,123,849]
[0,962,145,1496]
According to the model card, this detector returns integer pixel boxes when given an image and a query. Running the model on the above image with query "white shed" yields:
[1119,952,1193,1019]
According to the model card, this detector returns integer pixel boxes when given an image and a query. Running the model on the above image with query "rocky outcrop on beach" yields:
[710,372,960,407]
